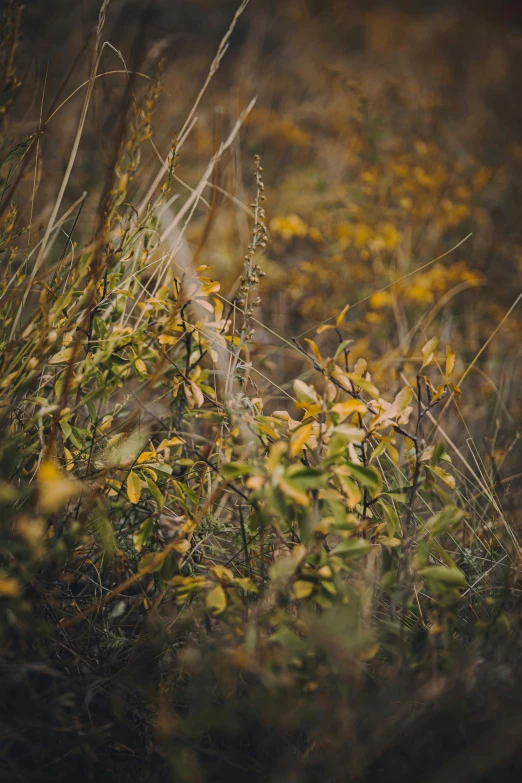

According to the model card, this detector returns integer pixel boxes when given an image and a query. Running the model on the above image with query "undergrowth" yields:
[0,2,521,781]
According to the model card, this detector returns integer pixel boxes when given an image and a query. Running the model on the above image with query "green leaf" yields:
[69,426,90,450]
[427,464,456,490]
[222,462,251,479]
[420,565,467,588]
[379,487,412,505]
[159,552,179,587]
[270,626,307,653]
[138,552,162,573]
[93,316,108,339]
[426,505,466,536]
[175,481,198,505]
[60,420,72,441]
[381,568,398,592]
[133,518,154,552]
[279,465,327,507]
[108,353,130,367]
[378,501,402,538]
[334,339,354,359]
[332,537,371,559]
[146,462,173,476]
[344,461,382,498]
[285,464,326,490]
[91,509,116,556]
[145,476,164,509]
[343,373,379,398]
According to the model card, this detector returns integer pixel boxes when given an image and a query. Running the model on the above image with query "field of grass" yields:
[1,1,521,781]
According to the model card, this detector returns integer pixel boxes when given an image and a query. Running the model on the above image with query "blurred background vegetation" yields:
[12,0,522,447]
[1,1,521,781]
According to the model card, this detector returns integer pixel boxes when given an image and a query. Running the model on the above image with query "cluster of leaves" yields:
[230,32,522,438]
[266,97,487,325]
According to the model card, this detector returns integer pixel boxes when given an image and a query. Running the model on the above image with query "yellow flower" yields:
[366,311,384,324]
[354,224,372,248]
[379,222,401,250]
[370,291,393,309]
[270,214,308,241]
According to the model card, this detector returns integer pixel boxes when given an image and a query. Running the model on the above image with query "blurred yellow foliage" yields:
[270,213,309,241]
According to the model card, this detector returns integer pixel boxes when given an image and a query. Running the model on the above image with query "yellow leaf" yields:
[246,475,264,490]
[317,566,332,578]
[293,379,318,403]
[432,384,446,403]
[336,303,350,328]
[127,471,142,504]
[199,281,221,296]
[450,382,462,399]
[209,565,235,583]
[372,386,413,427]
[172,539,191,554]
[379,537,401,548]
[38,459,81,513]
[213,296,224,321]
[290,422,314,457]
[256,420,279,440]
[330,399,367,422]
[297,403,322,418]
[369,440,386,462]
[157,437,184,451]
[359,642,380,661]
[107,479,122,494]
[0,577,21,597]
[292,580,314,600]
[117,173,128,194]
[135,358,147,375]
[206,584,227,615]
[159,334,179,345]
[304,338,323,364]
[431,465,456,489]
[63,447,74,471]
[137,450,156,464]
[267,441,287,472]
[48,347,75,365]
[445,345,456,378]
[354,358,367,376]
[332,368,379,399]
[190,381,205,409]
[99,416,113,434]
[279,477,309,506]
[386,442,400,466]
[421,337,438,369]
[334,471,362,507]
[316,324,335,334]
